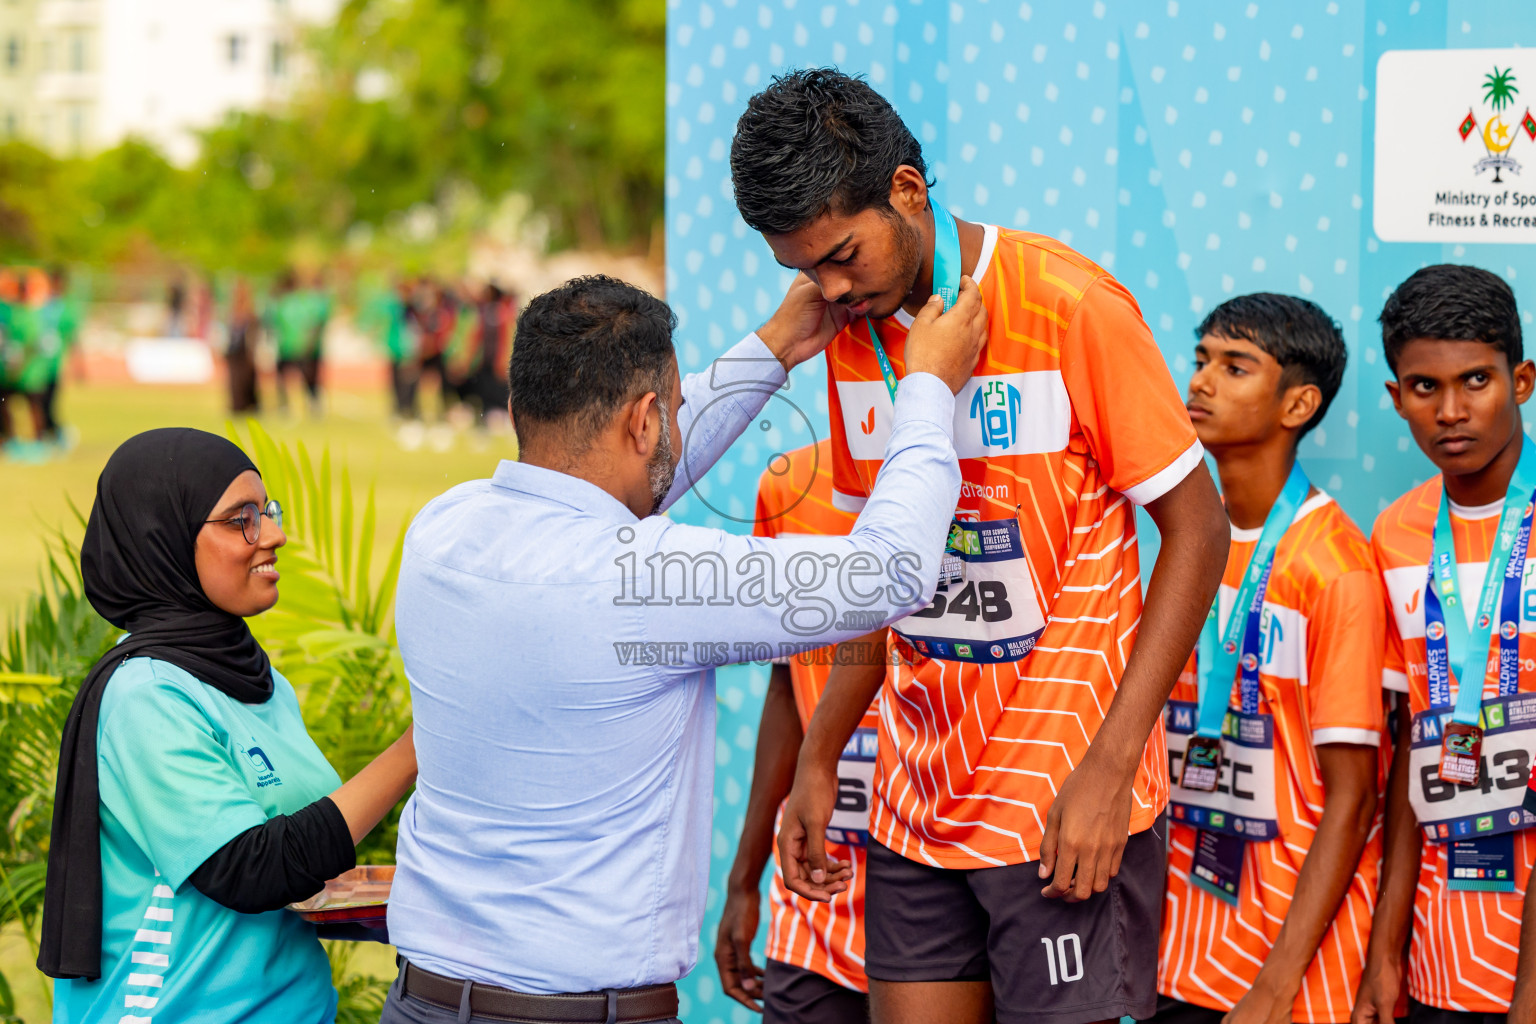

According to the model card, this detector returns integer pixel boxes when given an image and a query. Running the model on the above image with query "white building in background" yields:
[0,0,337,162]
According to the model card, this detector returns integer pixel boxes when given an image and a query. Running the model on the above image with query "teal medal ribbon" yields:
[1180,462,1309,792]
[864,200,962,404]
[1424,438,1536,785]
[865,200,965,585]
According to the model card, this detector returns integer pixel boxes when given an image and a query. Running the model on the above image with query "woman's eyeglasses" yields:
[204,500,284,544]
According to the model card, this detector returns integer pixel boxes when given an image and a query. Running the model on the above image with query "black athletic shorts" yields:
[1146,994,1226,1024]
[864,815,1166,1024]
[762,960,869,1024]
[1407,997,1509,1024]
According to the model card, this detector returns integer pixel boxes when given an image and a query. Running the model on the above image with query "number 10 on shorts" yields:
[1040,933,1084,985]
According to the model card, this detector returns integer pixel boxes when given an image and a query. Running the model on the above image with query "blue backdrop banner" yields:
[665,3,1536,1020]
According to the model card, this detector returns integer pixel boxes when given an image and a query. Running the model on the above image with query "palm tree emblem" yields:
[1463,65,1533,183]
[1484,67,1518,112]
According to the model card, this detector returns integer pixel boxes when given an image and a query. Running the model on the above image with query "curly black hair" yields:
[731,68,930,234]
[1379,264,1523,374]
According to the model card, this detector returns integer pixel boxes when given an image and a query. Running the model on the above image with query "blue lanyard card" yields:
[1190,829,1244,906]
[1424,443,1536,786]
[1446,832,1517,893]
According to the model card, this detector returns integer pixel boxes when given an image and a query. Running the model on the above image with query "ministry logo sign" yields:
[1375,49,1536,243]
[1457,66,1536,184]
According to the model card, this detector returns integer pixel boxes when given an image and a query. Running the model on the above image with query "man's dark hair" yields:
[1197,293,1346,440]
[731,67,929,234]
[508,275,675,451]
[1379,264,1523,374]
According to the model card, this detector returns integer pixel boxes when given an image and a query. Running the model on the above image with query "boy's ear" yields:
[1513,359,1536,406]
[1384,379,1404,418]
[1279,382,1323,434]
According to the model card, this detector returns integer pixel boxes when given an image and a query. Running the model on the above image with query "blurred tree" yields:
[309,0,666,250]
[0,0,665,270]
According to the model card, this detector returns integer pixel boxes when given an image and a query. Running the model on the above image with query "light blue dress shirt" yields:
[388,332,961,994]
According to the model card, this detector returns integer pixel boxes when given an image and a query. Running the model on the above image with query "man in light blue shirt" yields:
[384,272,987,1024]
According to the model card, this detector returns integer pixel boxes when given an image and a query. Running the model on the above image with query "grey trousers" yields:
[378,967,685,1024]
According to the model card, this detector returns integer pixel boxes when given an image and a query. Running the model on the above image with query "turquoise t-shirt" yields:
[54,658,344,1024]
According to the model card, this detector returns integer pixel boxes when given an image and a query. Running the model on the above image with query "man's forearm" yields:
[1090,465,1227,775]
[1254,745,1378,991]
[662,333,788,513]
[727,670,803,891]
[1365,699,1422,968]
[798,634,888,774]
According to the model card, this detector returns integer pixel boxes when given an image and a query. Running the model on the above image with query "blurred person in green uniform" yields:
[268,271,327,418]
[36,266,82,446]
[0,267,18,446]
[362,276,419,423]
[9,270,56,460]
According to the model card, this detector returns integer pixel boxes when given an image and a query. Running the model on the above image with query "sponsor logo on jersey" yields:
[838,372,1070,461]
[969,380,1023,449]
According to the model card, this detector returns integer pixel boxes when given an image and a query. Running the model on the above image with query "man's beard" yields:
[866,213,926,320]
[647,400,677,516]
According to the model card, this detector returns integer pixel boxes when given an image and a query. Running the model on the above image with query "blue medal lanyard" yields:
[1193,463,1311,738]
[866,200,963,403]
[1424,440,1536,722]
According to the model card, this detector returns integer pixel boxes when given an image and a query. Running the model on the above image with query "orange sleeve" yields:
[1372,528,1410,694]
[1058,276,1201,505]
[823,347,869,507]
[754,467,781,540]
[1305,569,1389,744]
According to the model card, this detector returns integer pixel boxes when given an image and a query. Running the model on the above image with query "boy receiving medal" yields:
[1154,295,1387,1024]
[1358,265,1536,1024]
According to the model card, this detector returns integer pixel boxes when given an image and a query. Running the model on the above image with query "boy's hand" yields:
[1037,752,1132,901]
[777,761,852,902]
[714,884,765,1011]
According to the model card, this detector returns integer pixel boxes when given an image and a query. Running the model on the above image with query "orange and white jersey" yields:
[754,440,876,991]
[1158,493,1387,1023]
[1373,479,1536,1013]
[826,224,1202,868]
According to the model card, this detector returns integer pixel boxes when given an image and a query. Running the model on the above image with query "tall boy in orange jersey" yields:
[1356,265,1536,1024]
[715,439,878,1023]
[729,69,1230,1024]
[1151,294,1386,1024]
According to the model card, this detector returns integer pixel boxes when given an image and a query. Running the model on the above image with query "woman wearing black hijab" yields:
[40,428,417,1023]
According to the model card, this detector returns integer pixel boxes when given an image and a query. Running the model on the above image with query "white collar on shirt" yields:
[889,223,1000,329]
[1448,496,1505,521]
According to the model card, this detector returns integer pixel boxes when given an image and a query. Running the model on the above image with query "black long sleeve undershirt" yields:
[188,796,356,914]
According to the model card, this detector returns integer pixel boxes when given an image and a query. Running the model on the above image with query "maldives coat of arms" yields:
[1459,65,1536,182]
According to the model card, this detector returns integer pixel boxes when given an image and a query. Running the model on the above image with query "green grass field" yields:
[2,378,509,1020]
[3,378,516,611]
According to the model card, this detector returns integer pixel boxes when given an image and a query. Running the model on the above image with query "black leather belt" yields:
[400,960,678,1023]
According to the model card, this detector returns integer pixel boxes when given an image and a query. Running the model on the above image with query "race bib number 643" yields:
[1409,692,1536,842]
